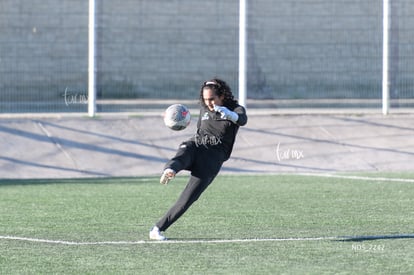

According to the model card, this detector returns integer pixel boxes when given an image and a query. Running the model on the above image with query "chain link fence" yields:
[1,0,413,113]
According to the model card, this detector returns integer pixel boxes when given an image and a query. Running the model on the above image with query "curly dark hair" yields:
[199,78,238,109]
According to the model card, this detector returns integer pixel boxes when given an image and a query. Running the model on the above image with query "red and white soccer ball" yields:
[163,104,191,131]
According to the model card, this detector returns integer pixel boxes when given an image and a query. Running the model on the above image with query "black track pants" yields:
[156,140,224,232]
[156,175,215,232]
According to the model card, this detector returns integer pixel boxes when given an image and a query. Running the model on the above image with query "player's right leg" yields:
[160,141,196,184]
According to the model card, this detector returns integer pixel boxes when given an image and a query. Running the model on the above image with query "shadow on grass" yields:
[337,234,414,242]
[0,176,156,186]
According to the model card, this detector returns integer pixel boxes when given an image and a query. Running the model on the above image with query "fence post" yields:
[382,0,390,115]
[88,0,97,117]
[238,0,247,108]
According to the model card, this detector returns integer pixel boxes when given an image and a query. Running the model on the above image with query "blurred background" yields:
[1,0,413,114]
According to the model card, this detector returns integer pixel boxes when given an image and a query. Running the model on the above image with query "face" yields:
[203,87,224,111]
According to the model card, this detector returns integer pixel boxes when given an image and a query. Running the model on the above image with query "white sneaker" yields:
[160,168,176,185]
[149,226,167,241]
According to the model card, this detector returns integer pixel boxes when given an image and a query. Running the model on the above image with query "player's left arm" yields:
[214,104,247,126]
[232,105,247,126]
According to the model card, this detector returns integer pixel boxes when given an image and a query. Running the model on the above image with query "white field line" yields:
[2,234,414,246]
[0,235,339,245]
[295,173,414,183]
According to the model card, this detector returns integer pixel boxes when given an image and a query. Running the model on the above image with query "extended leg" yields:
[156,175,214,232]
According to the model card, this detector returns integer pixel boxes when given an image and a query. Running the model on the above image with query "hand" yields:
[213,105,239,123]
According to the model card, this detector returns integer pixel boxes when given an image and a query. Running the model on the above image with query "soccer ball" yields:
[163,104,191,131]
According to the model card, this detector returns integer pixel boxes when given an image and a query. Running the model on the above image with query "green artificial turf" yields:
[0,174,413,274]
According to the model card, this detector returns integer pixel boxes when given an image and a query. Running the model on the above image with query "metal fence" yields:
[1,0,413,114]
